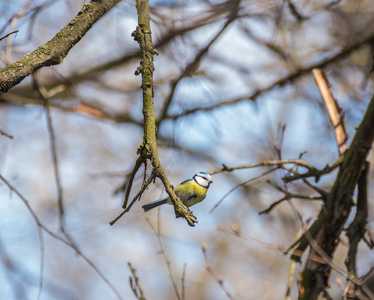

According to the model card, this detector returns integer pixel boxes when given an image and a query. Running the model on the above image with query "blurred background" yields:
[1,0,374,299]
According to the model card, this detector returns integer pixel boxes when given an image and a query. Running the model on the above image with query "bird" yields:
[142,172,213,212]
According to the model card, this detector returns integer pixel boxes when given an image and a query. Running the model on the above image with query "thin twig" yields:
[209,157,343,183]
[259,180,324,215]
[128,262,146,300]
[0,129,13,139]
[110,172,156,225]
[210,167,279,213]
[36,227,44,300]
[221,224,327,264]
[202,242,234,300]
[181,263,187,300]
[5,0,33,64]
[0,30,19,41]
[146,218,181,300]
[32,75,79,251]
[121,156,143,209]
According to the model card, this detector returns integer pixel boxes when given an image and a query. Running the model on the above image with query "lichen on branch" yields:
[110,0,197,227]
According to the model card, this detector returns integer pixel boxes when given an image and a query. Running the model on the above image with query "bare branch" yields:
[0,0,117,93]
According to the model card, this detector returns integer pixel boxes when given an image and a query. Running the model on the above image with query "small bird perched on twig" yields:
[142,172,213,212]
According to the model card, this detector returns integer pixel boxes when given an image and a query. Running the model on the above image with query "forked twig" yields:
[128,262,146,300]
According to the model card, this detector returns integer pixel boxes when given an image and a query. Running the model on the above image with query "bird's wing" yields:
[179,178,193,185]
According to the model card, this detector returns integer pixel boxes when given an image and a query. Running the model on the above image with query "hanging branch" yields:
[110,0,197,227]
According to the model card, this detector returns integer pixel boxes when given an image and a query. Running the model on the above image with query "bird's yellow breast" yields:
[172,179,208,207]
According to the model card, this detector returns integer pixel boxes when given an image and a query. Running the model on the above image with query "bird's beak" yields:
[210,180,213,183]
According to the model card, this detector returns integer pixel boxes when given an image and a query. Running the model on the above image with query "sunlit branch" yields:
[110,0,197,227]
[313,68,347,155]
[0,0,118,93]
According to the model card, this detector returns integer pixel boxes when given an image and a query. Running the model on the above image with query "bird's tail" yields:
[142,198,168,212]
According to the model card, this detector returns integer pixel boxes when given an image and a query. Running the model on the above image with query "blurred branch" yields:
[0,173,123,300]
[32,76,64,227]
[128,262,146,300]
[313,68,347,155]
[36,227,44,300]
[0,0,235,99]
[32,75,80,254]
[0,91,143,125]
[220,224,327,264]
[110,0,197,227]
[166,31,374,120]
[286,0,305,21]
[209,157,343,183]
[156,0,242,129]
[0,0,117,93]
[259,180,324,215]
[296,93,374,299]
[345,162,370,299]
[210,167,279,213]
[3,0,32,64]
[146,218,181,300]
[181,263,187,300]
[202,242,234,300]
[0,128,13,139]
